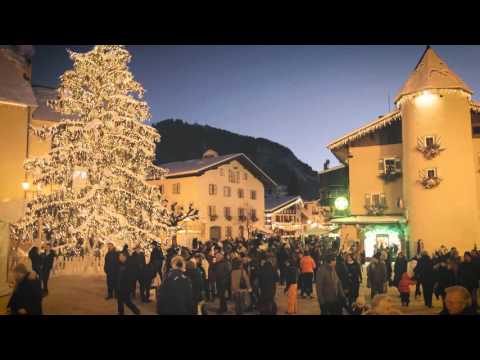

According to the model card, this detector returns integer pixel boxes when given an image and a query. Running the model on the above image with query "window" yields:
[172,183,181,194]
[243,172,248,181]
[158,184,164,194]
[236,171,240,183]
[208,184,217,195]
[208,206,217,217]
[238,188,244,198]
[251,190,257,200]
[379,157,401,175]
[250,209,257,220]
[224,207,231,219]
[228,170,236,183]
[426,168,437,179]
[226,226,232,238]
[224,186,231,197]
[238,208,245,218]
[367,193,386,207]
[425,136,434,147]
[219,168,225,176]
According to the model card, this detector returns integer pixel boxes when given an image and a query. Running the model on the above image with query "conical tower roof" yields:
[395,46,472,103]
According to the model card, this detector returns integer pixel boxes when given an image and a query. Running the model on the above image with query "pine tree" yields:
[11,45,170,249]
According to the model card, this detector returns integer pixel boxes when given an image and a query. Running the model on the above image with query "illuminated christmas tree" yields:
[11,45,170,249]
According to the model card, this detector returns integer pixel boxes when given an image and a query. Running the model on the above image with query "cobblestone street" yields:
[38,273,443,315]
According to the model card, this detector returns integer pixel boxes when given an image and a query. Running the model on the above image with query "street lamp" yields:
[21,181,30,191]
[334,196,349,211]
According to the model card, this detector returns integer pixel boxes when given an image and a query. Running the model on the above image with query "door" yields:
[210,226,221,241]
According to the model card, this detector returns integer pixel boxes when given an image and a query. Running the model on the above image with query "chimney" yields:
[202,149,219,159]
[13,45,34,82]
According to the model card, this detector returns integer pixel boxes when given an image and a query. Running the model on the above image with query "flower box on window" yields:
[364,193,387,215]
[416,135,445,160]
[378,158,402,182]
[418,168,442,189]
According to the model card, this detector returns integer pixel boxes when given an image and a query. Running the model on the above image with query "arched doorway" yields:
[210,226,221,241]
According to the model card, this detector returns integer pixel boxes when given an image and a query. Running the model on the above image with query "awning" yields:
[330,215,406,225]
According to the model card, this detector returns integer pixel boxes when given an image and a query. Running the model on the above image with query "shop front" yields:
[331,216,407,258]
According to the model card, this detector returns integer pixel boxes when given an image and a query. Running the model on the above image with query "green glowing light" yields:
[334,196,349,211]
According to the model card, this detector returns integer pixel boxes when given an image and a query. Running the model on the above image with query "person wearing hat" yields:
[7,264,43,315]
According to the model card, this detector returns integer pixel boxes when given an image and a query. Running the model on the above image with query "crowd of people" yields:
[5,235,480,316]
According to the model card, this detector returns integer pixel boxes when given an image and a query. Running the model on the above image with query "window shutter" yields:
[378,159,385,175]
[395,158,402,173]
[380,193,387,207]
[365,194,371,207]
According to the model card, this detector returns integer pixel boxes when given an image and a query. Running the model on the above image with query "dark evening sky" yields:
[31,45,480,171]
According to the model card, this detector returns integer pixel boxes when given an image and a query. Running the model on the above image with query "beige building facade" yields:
[150,150,277,247]
[327,46,480,257]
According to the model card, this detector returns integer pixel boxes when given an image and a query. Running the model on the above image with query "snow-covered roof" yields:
[330,215,406,225]
[318,164,346,175]
[32,86,62,121]
[471,101,480,114]
[395,46,473,104]
[159,153,277,188]
[265,195,302,213]
[327,110,401,151]
[0,48,37,107]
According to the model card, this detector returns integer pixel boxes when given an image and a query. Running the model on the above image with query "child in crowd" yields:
[398,272,415,307]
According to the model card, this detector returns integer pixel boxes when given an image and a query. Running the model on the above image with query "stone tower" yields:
[395,46,480,254]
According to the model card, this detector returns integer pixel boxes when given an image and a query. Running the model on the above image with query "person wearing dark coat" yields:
[367,253,387,299]
[276,245,288,286]
[335,255,349,292]
[416,252,435,308]
[116,252,140,315]
[134,249,152,303]
[149,242,165,279]
[127,246,142,299]
[345,254,362,306]
[157,256,193,315]
[257,254,279,315]
[104,243,119,299]
[185,259,204,315]
[28,246,43,280]
[435,260,458,310]
[41,244,55,295]
[385,252,393,286]
[315,255,346,315]
[393,252,408,288]
[459,252,478,310]
[7,264,43,315]
[213,253,231,314]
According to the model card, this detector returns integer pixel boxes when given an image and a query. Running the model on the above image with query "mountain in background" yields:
[152,119,321,200]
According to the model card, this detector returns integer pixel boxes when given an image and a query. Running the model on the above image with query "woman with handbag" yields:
[231,257,252,315]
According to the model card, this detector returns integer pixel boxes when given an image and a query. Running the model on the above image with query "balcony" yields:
[225,215,232,221]
[209,215,218,221]
[238,215,246,222]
